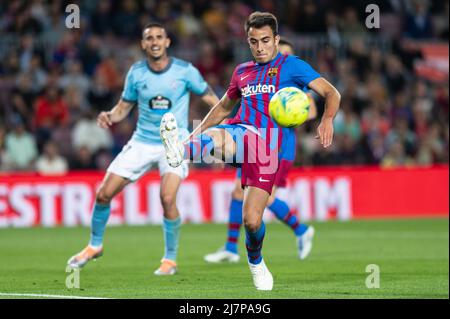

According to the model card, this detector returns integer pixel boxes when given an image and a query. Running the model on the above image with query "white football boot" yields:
[204,247,240,263]
[160,112,184,168]
[297,225,315,260]
[248,259,273,291]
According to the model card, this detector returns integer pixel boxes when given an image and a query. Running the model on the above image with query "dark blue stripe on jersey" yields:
[122,97,137,104]
[256,63,270,128]
[248,65,265,126]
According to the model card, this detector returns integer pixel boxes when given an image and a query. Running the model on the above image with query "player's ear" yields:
[165,37,171,48]
[274,34,280,46]
[140,39,145,50]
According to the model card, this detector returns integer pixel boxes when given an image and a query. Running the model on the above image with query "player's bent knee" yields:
[231,186,244,200]
[243,217,261,233]
[96,188,114,205]
[160,193,176,209]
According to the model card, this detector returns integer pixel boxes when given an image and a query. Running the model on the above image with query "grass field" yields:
[0,218,448,299]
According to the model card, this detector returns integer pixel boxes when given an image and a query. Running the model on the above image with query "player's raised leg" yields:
[243,186,273,291]
[67,173,130,268]
[161,112,233,168]
[154,172,183,275]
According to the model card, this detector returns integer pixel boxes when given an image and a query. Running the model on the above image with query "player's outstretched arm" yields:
[97,99,135,129]
[185,94,238,142]
[308,77,341,148]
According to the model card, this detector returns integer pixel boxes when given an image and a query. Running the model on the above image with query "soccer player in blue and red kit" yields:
[161,12,340,290]
[204,39,318,264]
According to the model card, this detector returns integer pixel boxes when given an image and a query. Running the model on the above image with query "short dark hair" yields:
[245,12,278,36]
[142,22,167,37]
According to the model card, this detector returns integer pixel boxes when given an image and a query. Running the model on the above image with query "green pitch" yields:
[0,218,448,299]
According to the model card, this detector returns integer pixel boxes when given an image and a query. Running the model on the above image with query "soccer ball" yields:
[269,87,310,128]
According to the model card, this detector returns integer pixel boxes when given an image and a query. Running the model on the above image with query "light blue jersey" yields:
[122,57,208,144]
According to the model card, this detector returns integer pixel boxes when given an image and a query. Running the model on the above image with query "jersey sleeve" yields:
[291,57,321,88]
[121,67,138,103]
[226,67,241,100]
[186,64,208,95]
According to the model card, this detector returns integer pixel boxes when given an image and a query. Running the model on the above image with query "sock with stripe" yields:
[269,198,308,236]
[89,202,111,247]
[162,217,181,262]
[245,222,266,265]
[225,198,243,253]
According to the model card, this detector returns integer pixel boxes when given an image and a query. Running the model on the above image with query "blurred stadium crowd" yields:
[0,0,448,174]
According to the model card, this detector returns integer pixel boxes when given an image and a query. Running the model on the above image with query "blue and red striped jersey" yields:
[226,52,321,154]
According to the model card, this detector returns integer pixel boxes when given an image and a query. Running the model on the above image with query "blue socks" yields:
[245,222,266,265]
[269,198,308,236]
[163,217,181,261]
[225,198,243,253]
[89,202,111,247]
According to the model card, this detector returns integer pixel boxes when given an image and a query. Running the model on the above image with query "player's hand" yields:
[315,117,334,148]
[97,111,113,129]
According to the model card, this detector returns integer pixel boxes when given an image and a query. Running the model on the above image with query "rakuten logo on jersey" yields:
[241,84,275,97]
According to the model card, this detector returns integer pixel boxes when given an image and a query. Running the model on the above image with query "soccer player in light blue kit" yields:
[67,23,219,275]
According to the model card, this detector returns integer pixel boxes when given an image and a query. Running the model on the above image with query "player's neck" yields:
[147,55,170,72]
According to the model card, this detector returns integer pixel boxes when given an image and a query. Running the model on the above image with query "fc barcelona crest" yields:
[268,67,278,77]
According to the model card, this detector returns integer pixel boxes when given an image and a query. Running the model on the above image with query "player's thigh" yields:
[242,186,270,231]
[205,128,236,161]
[107,140,160,182]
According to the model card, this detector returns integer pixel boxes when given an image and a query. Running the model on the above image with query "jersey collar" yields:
[146,57,173,74]
[255,52,282,66]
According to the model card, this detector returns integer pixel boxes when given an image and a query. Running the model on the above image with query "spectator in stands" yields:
[35,140,68,175]
[404,0,434,39]
[112,0,140,39]
[87,72,114,113]
[33,85,69,149]
[4,116,38,171]
[58,60,90,96]
[70,145,97,170]
[381,140,415,167]
[72,111,113,155]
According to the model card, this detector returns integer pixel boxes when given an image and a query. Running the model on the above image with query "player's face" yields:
[141,27,170,60]
[247,26,280,64]
[279,44,294,55]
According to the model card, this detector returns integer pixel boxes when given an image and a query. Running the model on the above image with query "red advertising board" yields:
[0,165,448,227]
